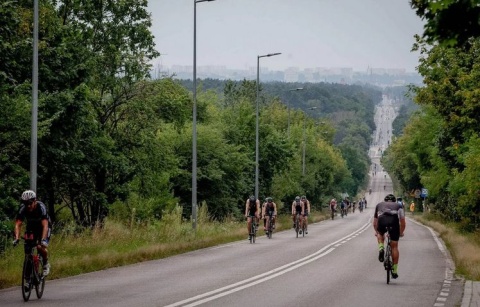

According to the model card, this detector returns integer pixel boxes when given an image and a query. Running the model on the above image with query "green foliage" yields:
[411,0,480,48]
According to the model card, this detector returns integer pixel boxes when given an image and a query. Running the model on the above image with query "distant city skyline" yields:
[152,63,423,87]
[148,0,426,73]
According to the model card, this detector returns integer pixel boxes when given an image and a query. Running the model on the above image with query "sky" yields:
[147,0,426,73]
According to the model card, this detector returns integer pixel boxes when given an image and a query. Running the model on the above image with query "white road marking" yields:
[164,222,371,307]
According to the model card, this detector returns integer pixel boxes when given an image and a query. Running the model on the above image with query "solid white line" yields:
[183,248,335,307]
[164,222,371,307]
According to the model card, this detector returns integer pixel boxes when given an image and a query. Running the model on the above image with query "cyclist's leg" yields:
[265,215,270,231]
[391,241,399,264]
[304,213,308,233]
[247,216,253,234]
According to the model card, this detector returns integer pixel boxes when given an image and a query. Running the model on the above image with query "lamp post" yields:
[255,52,281,200]
[192,0,215,231]
[287,87,304,138]
[303,107,317,176]
[30,0,39,192]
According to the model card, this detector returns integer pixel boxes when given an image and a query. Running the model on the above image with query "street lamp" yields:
[193,0,215,231]
[255,52,281,200]
[303,107,317,176]
[287,87,304,138]
[30,0,39,192]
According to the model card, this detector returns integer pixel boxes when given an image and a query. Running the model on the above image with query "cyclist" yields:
[340,199,346,216]
[329,198,337,215]
[245,195,260,240]
[291,196,304,233]
[301,196,310,234]
[262,197,277,233]
[373,194,406,279]
[13,190,52,277]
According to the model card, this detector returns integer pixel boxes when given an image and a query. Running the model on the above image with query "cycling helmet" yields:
[249,195,255,202]
[384,194,396,202]
[301,195,306,200]
[21,190,36,201]
[266,197,273,203]
[295,196,301,202]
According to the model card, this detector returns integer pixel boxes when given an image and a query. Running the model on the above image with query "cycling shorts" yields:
[377,215,400,241]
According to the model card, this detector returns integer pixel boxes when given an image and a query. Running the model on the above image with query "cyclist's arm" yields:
[245,200,249,217]
[307,201,311,212]
[256,200,261,218]
[273,203,277,216]
[291,202,295,215]
[41,219,49,240]
[14,219,22,241]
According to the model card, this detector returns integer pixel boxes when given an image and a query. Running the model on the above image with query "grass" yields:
[414,213,480,281]
[5,208,477,289]
[0,206,330,289]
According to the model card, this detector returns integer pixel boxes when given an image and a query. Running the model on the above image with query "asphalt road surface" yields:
[0,95,464,306]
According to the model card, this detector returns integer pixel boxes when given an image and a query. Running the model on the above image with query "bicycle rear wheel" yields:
[22,257,33,301]
[35,256,45,298]
[385,246,392,284]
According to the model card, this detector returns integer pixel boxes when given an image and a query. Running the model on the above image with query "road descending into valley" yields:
[0,96,463,306]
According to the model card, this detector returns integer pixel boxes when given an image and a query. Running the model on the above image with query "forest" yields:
[0,1,381,237]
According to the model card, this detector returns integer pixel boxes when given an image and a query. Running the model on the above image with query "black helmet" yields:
[384,194,396,202]
[249,195,255,202]
[266,197,273,203]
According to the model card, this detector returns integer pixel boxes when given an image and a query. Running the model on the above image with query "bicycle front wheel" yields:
[22,257,33,301]
[35,257,45,298]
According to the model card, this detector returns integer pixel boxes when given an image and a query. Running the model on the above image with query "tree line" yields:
[0,1,381,231]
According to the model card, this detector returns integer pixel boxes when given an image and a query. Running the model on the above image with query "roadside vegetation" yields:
[415,213,480,281]
[0,206,329,289]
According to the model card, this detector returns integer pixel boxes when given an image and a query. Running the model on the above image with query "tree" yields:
[411,0,480,47]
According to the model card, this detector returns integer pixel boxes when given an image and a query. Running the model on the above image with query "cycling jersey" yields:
[265,203,275,216]
[247,199,257,216]
[294,202,302,213]
[16,201,52,241]
[374,201,405,241]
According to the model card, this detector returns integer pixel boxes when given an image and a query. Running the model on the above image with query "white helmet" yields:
[21,190,36,201]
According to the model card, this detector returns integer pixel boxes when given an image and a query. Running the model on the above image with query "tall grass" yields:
[415,214,480,280]
[0,206,329,289]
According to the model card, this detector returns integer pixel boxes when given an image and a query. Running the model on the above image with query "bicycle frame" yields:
[249,216,256,244]
[22,233,45,301]
[266,214,274,239]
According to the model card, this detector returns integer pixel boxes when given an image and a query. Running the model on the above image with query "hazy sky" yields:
[148,0,426,72]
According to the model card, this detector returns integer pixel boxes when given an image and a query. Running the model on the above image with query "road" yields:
[0,95,464,306]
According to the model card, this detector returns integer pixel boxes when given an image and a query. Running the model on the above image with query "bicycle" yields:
[383,227,393,284]
[294,213,302,238]
[265,214,275,239]
[20,233,46,301]
[330,207,335,220]
[249,216,257,244]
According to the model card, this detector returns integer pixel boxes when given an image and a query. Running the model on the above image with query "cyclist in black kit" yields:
[373,194,406,279]
[245,195,260,240]
[291,196,304,233]
[262,197,277,233]
[13,190,52,277]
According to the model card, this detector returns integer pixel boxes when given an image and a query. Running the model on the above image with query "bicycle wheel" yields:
[385,246,392,284]
[22,257,33,301]
[35,256,45,298]
[268,218,273,239]
[295,215,299,238]
[302,223,305,237]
